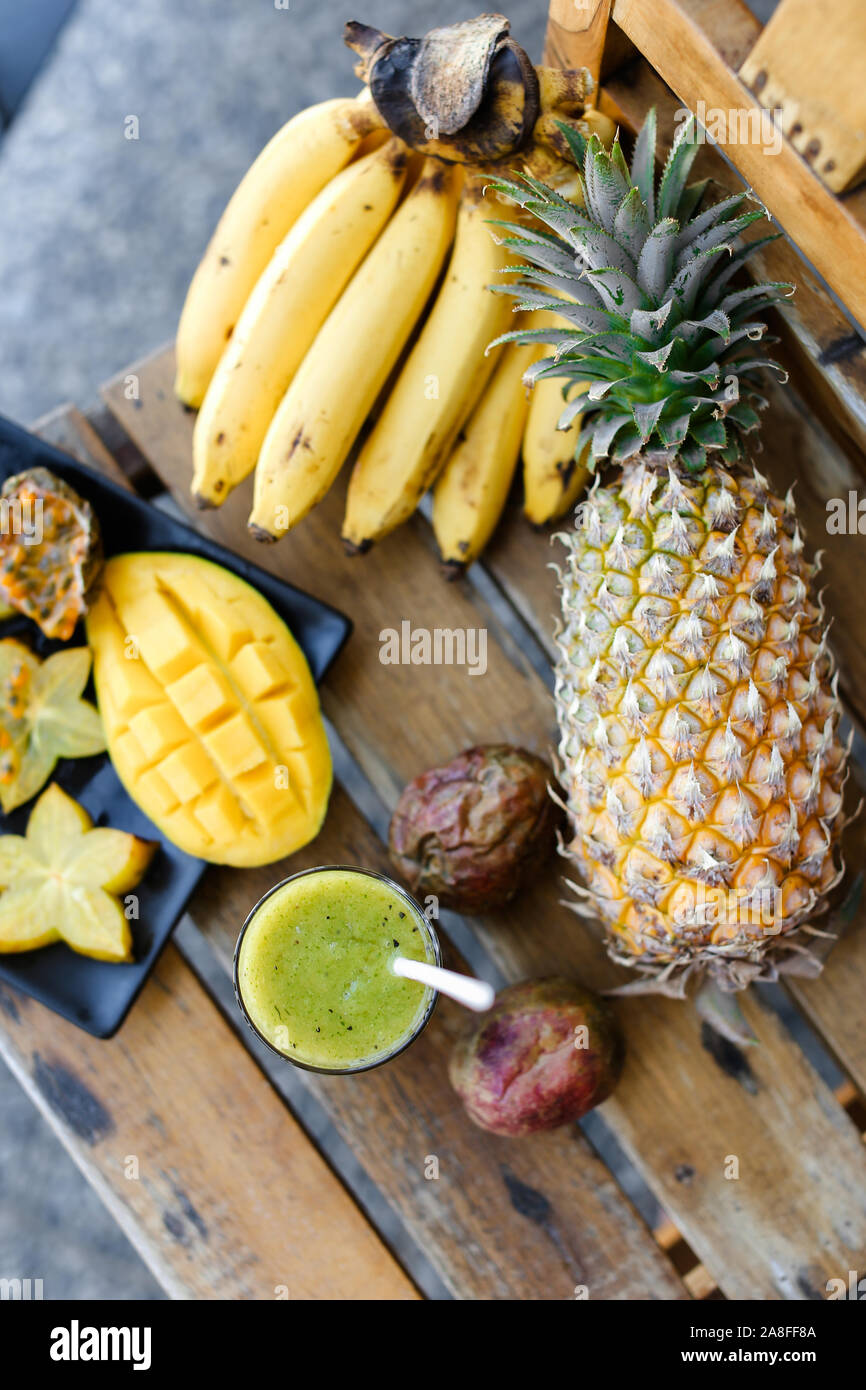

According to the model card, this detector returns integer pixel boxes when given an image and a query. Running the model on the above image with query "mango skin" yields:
[86,552,331,867]
[449,978,624,1136]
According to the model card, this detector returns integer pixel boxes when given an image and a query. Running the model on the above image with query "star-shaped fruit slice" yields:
[0,783,157,961]
[0,640,106,813]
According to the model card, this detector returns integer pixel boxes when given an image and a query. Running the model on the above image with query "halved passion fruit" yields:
[0,467,102,639]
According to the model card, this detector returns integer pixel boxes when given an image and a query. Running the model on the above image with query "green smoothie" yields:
[235,868,438,1070]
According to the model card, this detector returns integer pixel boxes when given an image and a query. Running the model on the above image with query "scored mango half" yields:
[85,553,332,866]
[0,782,156,961]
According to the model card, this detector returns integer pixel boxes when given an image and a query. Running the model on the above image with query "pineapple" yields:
[492,112,850,992]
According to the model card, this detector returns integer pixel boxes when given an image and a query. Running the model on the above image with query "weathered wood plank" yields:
[608,0,866,333]
[103,346,866,1299]
[31,401,686,1300]
[544,0,613,89]
[788,903,866,1102]
[34,404,126,479]
[0,945,418,1301]
[609,985,866,1302]
[740,0,866,194]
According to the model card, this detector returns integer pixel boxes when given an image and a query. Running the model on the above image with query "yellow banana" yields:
[433,336,541,574]
[175,93,381,408]
[522,312,590,525]
[341,179,514,553]
[191,138,410,508]
[248,160,460,540]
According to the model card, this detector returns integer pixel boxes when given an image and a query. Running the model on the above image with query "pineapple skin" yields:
[554,458,848,989]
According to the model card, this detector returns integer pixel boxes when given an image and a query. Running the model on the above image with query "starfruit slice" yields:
[0,640,106,813]
[0,783,157,960]
[0,467,102,640]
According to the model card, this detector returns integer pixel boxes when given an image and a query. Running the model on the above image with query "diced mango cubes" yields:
[129,703,189,760]
[166,665,235,731]
[194,782,248,841]
[235,764,301,823]
[86,553,332,866]
[135,767,180,818]
[203,713,268,779]
[230,642,291,700]
[117,592,200,685]
[156,742,218,802]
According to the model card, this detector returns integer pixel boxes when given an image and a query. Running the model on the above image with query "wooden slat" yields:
[609,986,866,1302]
[544,0,613,89]
[608,0,866,334]
[0,945,417,1301]
[599,58,866,467]
[103,346,866,1299]
[28,403,686,1301]
[683,1263,719,1300]
[33,404,126,478]
[789,905,866,1103]
[739,0,866,194]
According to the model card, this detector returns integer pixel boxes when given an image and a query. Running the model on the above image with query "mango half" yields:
[85,553,332,866]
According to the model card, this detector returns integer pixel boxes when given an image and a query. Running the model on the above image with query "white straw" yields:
[392,957,495,1012]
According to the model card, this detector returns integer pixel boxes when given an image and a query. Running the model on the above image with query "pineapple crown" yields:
[487,110,793,472]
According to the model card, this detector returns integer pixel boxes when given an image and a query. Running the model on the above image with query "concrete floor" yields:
[0,0,779,1302]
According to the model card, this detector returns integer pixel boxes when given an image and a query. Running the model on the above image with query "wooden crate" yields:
[549,0,866,497]
[740,0,866,195]
[0,3,865,1300]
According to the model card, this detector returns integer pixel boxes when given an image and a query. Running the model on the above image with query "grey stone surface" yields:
[0,1067,165,1299]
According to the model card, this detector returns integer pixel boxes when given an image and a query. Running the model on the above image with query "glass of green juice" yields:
[233,866,441,1074]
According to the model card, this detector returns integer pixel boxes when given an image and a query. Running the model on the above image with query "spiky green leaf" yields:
[675,178,710,224]
[630,107,657,220]
[581,266,649,316]
[657,115,700,220]
[636,218,678,300]
[491,106,789,472]
[613,186,652,264]
[553,119,587,171]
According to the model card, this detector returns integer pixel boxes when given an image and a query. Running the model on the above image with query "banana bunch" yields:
[175,15,611,571]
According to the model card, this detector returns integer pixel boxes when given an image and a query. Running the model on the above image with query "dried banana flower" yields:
[344,14,592,166]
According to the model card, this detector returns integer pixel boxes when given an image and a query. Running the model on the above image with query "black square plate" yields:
[0,413,352,1037]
